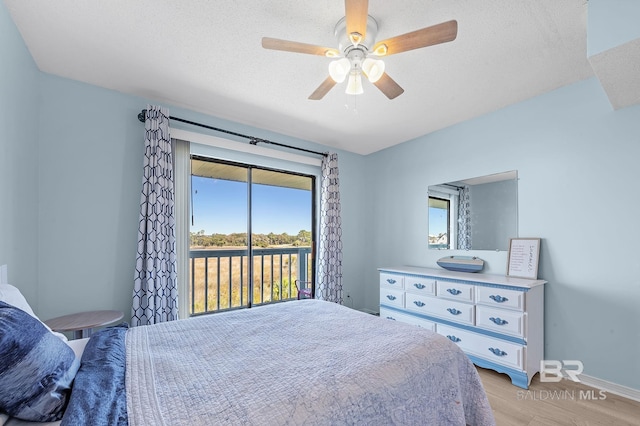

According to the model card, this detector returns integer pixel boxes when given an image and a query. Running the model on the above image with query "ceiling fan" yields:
[261,0,457,100]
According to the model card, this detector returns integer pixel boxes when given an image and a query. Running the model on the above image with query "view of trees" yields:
[190,230,312,248]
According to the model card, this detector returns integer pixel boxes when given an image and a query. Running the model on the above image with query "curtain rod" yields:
[137,109,327,157]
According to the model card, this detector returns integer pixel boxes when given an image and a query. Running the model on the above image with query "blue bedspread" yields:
[61,324,128,426]
[127,300,495,425]
[60,301,495,425]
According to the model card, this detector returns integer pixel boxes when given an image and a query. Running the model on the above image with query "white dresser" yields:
[378,266,546,389]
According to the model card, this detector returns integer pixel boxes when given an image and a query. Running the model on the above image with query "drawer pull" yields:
[489,294,509,303]
[446,335,461,343]
[386,278,397,285]
[447,308,462,315]
[413,301,425,307]
[413,283,426,290]
[447,288,462,295]
[489,317,508,326]
[488,347,507,357]
[386,295,397,301]
[386,316,396,321]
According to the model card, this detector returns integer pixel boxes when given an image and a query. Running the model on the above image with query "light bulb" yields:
[324,49,340,58]
[349,32,363,47]
[345,71,363,95]
[362,58,385,83]
[371,44,388,57]
[328,58,350,83]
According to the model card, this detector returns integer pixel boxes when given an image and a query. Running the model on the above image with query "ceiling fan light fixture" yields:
[262,3,457,101]
[362,57,385,83]
[345,71,364,95]
[328,58,351,83]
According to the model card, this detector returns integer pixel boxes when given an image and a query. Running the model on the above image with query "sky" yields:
[428,206,448,236]
[190,176,312,235]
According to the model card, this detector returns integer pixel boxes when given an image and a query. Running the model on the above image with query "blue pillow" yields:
[0,301,80,421]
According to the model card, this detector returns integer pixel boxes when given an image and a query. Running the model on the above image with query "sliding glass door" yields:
[188,156,315,315]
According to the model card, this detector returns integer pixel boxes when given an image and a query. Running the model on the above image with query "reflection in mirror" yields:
[428,171,518,251]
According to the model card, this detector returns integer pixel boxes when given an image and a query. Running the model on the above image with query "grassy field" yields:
[189,248,310,315]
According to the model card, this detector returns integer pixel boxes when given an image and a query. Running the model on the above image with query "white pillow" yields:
[0,284,68,342]
[0,284,37,316]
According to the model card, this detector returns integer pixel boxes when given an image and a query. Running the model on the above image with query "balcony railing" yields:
[188,247,312,315]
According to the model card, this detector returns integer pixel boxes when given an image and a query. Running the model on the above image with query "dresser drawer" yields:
[380,288,404,309]
[476,286,524,311]
[436,281,474,302]
[404,276,436,295]
[476,306,525,338]
[380,307,436,332]
[405,293,474,325]
[380,273,404,290]
[438,324,524,370]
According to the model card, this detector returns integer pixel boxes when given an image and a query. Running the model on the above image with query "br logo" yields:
[540,360,583,382]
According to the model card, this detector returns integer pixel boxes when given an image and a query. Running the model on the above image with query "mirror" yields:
[428,171,518,251]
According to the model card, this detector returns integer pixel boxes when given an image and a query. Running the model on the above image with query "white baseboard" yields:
[578,374,640,402]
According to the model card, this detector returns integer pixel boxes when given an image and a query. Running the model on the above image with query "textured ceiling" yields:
[5,0,597,155]
[589,38,640,110]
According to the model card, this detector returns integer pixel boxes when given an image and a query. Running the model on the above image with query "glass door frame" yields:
[189,155,317,313]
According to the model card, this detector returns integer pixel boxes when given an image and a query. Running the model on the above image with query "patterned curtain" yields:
[131,105,178,326]
[316,153,343,304]
[457,185,472,250]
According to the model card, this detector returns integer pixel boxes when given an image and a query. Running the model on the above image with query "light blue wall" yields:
[588,0,640,56]
[364,77,640,389]
[36,75,147,319]
[0,1,40,308]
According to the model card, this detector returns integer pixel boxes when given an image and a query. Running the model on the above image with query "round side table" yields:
[44,310,124,339]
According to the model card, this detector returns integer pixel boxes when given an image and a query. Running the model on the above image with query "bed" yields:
[1,294,495,425]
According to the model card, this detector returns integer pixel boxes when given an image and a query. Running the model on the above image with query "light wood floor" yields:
[476,367,640,425]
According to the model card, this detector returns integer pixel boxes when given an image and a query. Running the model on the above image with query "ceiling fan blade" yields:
[262,37,339,57]
[345,0,369,43]
[309,77,337,100]
[372,20,458,56]
[373,73,404,99]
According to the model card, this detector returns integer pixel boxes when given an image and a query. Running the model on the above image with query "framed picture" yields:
[506,238,541,279]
